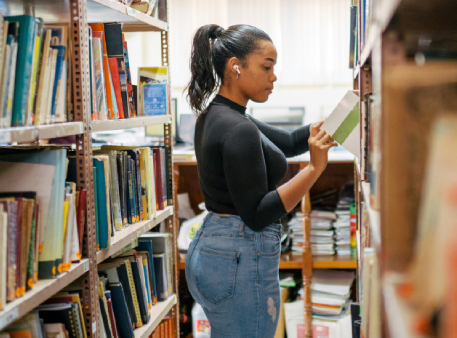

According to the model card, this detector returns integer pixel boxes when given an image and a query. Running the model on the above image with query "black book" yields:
[116,262,138,328]
[37,303,78,338]
[108,283,135,338]
[152,254,168,301]
[99,297,113,338]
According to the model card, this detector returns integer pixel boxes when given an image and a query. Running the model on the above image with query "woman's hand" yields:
[308,120,338,173]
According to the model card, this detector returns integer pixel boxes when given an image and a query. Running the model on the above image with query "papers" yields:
[312,270,355,297]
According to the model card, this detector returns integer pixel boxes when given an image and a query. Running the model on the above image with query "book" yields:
[92,36,108,120]
[152,254,168,301]
[49,46,66,123]
[104,291,119,338]
[4,15,37,126]
[2,22,19,128]
[143,83,168,116]
[88,27,98,121]
[137,67,167,116]
[321,90,360,159]
[104,23,129,119]
[93,156,112,250]
[349,6,357,69]
[28,18,44,125]
[34,29,52,126]
[137,239,158,304]
[122,38,136,117]
[37,302,78,338]
[107,283,135,338]
[89,25,117,119]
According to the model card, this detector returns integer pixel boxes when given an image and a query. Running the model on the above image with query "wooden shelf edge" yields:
[133,294,177,338]
[0,122,84,144]
[91,115,172,132]
[88,0,167,31]
[178,254,357,270]
[0,259,89,330]
[97,206,174,264]
[360,182,381,249]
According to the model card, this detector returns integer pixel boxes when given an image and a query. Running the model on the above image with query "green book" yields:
[93,167,99,251]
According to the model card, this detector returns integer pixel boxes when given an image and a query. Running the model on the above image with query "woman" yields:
[185,24,337,337]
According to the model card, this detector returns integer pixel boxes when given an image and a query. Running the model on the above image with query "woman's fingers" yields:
[314,130,327,141]
[310,120,325,136]
[318,134,334,145]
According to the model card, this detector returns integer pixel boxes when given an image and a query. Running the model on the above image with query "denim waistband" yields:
[204,211,282,237]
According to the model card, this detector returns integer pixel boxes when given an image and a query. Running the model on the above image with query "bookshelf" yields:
[353,0,457,336]
[0,122,83,144]
[0,0,178,337]
[91,115,172,132]
[0,259,89,331]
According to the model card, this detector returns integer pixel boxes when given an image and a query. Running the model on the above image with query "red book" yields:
[108,58,125,119]
[106,297,119,338]
[152,151,164,211]
[76,189,87,258]
[15,198,23,297]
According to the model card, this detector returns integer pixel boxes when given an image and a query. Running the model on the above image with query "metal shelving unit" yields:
[0,0,177,336]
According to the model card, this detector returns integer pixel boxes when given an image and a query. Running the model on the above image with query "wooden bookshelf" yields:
[0,259,89,331]
[0,122,83,144]
[97,206,174,264]
[133,295,177,338]
[178,253,356,270]
[0,0,177,336]
[91,115,172,132]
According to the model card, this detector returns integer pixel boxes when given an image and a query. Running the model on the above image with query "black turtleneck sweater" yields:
[194,95,311,231]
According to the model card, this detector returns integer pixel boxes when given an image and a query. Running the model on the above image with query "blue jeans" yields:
[185,212,282,338]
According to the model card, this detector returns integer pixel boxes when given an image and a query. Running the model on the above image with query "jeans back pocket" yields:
[196,246,240,305]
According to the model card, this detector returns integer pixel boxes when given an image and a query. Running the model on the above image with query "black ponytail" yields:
[186,24,272,117]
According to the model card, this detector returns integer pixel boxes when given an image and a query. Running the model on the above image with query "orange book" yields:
[5,328,32,338]
[89,24,117,119]
[108,59,125,119]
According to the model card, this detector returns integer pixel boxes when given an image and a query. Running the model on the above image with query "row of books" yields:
[348,0,373,69]
[97,233,174,338]
[0,15,71,127]
[148,316,174,338]
[68,145,172,251]
[88,21,169,121]
[0,148,88,311]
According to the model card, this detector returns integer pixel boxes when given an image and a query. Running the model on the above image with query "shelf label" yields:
[0,308,19,329]
[0,132,11,144]
[84,260,89,272]
[92,321,97,333]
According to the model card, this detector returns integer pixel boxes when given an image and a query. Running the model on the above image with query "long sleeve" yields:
[246,114,311,158]
[221,120,287,231]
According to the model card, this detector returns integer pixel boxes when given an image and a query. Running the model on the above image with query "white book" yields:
[5,40,18,128]
[312,270,355,297]
[69,193,80,263]
[45,49,58,124]
[0,41,11,127]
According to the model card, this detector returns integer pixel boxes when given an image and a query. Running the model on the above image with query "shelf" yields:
[361,182,381,249]
[97,206,173,263]
[133,294,177,338]
[87,0,167,32]
[0,122,84,144]
[178,253,357,270]
[0,259,89,331]
[91,115,172,132]
[383,274,423,338]
[0,0,71,23]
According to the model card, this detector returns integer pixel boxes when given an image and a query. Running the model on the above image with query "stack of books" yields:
[289,210,337,255]
[0,15,72,127]
[334,189,355,256]
[311,270,355,319]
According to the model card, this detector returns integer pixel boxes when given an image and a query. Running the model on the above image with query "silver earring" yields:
[236,74,239,80]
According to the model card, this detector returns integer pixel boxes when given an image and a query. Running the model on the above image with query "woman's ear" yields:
[228,57,241,77]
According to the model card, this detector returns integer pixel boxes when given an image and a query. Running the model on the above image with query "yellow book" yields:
[124,258,143,327]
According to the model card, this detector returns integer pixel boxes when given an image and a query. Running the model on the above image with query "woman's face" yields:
[238,40,278,103]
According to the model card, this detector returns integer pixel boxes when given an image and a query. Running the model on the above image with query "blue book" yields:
[50,46,65,123]
[137,240,157,303]
[5,15,37,126]
[93,166,99,250]
[93,158,109,250]
[143,83,167,116]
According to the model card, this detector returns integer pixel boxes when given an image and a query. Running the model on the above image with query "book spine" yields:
[26,199,37,290]
[93,166,100,251]
[7,15,36,126]
[122,40,136,117]
[109,152,123,231]
[124,259,143,327]
[127,155,134,224]
[29,18,43,125]
[15,198,23,298]
[129,158,138,223]
[6,201,17,301]
[49,46,65,123]
[76,189,87,259]
[107,58,124,119]
[88,27,98,121]
[135,152,143,221]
